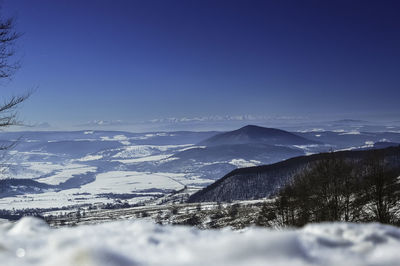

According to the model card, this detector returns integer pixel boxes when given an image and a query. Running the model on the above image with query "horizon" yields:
[5,116,400,133]
[1,0,399,130]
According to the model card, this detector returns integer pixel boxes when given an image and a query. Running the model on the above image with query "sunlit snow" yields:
[1,217,400,266]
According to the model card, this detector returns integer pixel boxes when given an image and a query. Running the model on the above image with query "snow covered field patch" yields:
[229,159,261,168]
[81,171,184,193]
[36,164,97,185]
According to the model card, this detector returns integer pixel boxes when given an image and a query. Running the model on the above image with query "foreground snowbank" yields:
[1,217,400,266]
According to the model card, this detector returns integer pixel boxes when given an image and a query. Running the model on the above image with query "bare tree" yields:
[0,13,30,151]
[0,14,29,133]
[0,10,31,186]
[361,150,400,224]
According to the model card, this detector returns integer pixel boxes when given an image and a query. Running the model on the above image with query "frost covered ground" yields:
[2,217,400,266]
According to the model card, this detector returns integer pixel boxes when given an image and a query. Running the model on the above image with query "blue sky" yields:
[2,0,400,128]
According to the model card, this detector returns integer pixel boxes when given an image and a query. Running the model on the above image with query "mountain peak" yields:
[239,125,265,130]
[199,125,318,146]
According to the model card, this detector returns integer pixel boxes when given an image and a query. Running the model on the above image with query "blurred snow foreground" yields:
[1,217,400,266]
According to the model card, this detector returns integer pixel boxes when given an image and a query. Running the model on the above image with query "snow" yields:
[339,131,361,135]
[297,128,325,133]
[36,163,97,185]
[0,167,189,210]
[130,133,174,140]
[2,218,400,266]
[100,135,129,141]
[0,190,104,210]
[11,162,65,179]
[0,137,206,210]
[178,146,206,152]
[5,161,97,184]
[229,159,261,168]
[0,168,187,208]
[80,171,184,193]
[112,144,192,159]
[77,155,103,161]
[112,154,174,163]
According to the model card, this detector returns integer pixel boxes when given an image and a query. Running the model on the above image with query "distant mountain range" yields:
[1,125,400,211]
[297,131,400,150]
[188,146,400,203]
[371,141,400,149]
[331,119,370,124]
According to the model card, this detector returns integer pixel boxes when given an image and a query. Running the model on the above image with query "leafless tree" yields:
[0,10,31,183]
[361,150,400,224]
[0,13,30,146]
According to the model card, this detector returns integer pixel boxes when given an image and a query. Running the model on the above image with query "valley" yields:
[0,125,399,219]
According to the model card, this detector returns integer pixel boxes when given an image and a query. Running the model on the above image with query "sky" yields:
[1,0,400,129]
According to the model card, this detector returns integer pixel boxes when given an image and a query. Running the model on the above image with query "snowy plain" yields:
[2,217,400,266]
[0,131,219,210]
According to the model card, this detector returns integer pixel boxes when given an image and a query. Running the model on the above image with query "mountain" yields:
[188,146,400,203]
[331,119,369,124]
[297,131,400,150]
[372,142,400,149]
[152,125,320,181]
[154,143,305,181]
[171,143,304,162]
[199,125,318,146]
[355,142,400,151]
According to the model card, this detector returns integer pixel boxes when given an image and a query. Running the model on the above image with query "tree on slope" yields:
[361,150,400,224]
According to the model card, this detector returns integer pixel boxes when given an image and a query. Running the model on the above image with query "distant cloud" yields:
[76,120,128,127]
[69,115,312,132]
[147,115,308,124]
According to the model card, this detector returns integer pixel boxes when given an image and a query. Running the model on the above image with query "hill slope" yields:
[188,145,400,203]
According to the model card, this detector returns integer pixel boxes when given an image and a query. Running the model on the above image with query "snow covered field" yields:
[2,217,400,266]
[0,131,219,210]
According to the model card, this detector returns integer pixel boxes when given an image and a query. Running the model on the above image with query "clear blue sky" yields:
[2,0,400,127]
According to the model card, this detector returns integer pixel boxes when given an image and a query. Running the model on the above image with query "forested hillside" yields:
[189,146,400,203]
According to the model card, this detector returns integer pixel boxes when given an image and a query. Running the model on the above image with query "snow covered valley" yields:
[0,128,400,215]
[0,129,326,212]
[0,126,400,217]
[2,216,400,266]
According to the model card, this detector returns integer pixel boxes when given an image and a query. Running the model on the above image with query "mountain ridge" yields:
[199,125,318,146]
[188,145,400,203]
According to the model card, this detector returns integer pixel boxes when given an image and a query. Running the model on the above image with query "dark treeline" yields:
[259,149,400,227]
